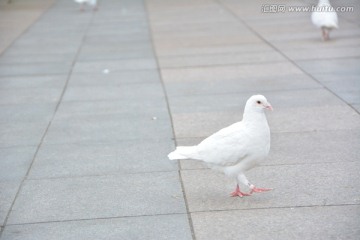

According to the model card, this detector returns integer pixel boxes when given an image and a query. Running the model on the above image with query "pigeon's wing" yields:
[195,121,251,166]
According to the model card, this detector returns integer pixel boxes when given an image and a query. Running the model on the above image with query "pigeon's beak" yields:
[265,103,273,111]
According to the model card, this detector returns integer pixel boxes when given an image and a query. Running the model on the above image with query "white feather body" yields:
[311,0,339,29]
[168,96,271,179]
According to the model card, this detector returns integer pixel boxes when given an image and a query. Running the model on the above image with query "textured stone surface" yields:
[7,172,186,224]
[28,140,177,179]
[2,214,192,240]
[181,162,360,212]
[191,205,360,240]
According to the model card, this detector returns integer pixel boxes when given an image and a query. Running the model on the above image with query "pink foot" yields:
[230,185,251,197]
[250,186,273,194]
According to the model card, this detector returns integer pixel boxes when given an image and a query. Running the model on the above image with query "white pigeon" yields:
[168,95,273,197]
[311,0,339,41]
[74,0,98,11]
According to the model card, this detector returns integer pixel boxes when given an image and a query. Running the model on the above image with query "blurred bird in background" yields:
[75,0,98,11]
[311,0,339,41]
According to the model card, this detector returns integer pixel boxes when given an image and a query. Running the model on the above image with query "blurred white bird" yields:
[168,95,273,197]
[75,0,98,11]
[311,0,338,41]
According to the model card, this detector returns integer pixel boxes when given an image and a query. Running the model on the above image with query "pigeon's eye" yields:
[257,100,261,104]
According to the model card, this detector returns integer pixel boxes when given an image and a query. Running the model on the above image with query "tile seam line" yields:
[5,203,359,227]
[178,160,360,171]
[166,86,326,98]
[215,0,360,115]
[143,1,196,240]
[174,127,360,140]
[25,169,180,181]
[5,212,189,227]
[157,55,360,70]
[0,0,57,58]
[0,8,97,238]
[188,203,360,215]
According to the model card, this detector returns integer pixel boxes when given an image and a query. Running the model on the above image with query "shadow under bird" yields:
[168,95,273,197]
[311,0,339,41]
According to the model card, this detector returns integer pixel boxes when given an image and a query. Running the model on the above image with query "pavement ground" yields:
[0,0,360,239]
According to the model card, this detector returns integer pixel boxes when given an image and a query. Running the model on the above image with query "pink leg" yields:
[321,28,326,41]
[321,28,330,41]
[249,185,273,194]
[325,31,330,41]
[80,3,85,11]
[231,184,251,197]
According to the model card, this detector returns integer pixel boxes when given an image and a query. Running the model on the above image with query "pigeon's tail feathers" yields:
[168,146,199,160]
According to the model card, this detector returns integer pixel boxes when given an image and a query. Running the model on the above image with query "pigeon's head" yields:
[246,95,273,112]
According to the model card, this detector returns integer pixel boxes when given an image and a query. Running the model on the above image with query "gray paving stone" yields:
[297,58,360,75]
[86,21,150,36]
[152,20,250,36]
[269,130,360,165]
[174,129,360,170]
[353,104,360,112]
[0,88,62,105]
[79,41,153,55]
[84,34,151,45]
[0,75,66,89]
[172,111,240,138]
[72,58,157,73]
[55,98,168,119]
[0,103,56,123]
[283,46,360,60]
[168,88,344,114]
[154,35,263,55]
[78,48,154,61]
[165,74,321,97]
[181,162,360,212]
[0,181,21,226]
[0,62,71,77]
[147,3,236,25]
[310,73,360,104]
[268,105,360,133]
[191,205,360,240]
[0,146,37,181]
[272,36,360,51]
[68,70,160,86]
[13,31,84,45]
[0,146,37,226]
[62,82,164,102]
[161,62,305,85]
[28,140,177,179]
[43,114,172,144]
[155,43,274,57]
[333,90,360,105]
[0,121,48,148]
[158,51,286,68]
[7,172,186,224]
[2,214,192,240]
[3,44,79,56]
[172,105,360,138]
[0,53,75,64]
[314,73,360,90]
